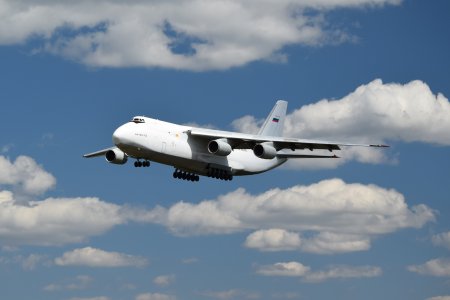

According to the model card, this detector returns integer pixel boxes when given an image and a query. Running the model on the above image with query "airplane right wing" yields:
[188,128,388,151]
[187,127,388,160]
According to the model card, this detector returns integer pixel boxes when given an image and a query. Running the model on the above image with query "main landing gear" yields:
[173,169,199,182]
[207,168,233,181]
[134,160,150,167]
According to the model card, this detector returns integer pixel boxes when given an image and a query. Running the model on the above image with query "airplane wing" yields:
[83,147,116,158]
[188,128,388,154]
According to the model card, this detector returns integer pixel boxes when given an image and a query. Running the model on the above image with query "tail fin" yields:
[258,100,287,137]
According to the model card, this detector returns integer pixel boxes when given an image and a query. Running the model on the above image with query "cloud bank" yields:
[232,79,450,169]
[0,0,400,70]
[0,155,434,255]
[146,178,434,254]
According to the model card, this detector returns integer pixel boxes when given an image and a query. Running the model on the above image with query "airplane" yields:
[84,100,387,182]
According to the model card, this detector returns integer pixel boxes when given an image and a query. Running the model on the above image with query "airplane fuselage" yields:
[84,100,387,182]
[112,116,287,177]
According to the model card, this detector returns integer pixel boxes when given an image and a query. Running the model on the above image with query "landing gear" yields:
[134,160,150,167]
[173,169,200,182]
[207,167,233,181]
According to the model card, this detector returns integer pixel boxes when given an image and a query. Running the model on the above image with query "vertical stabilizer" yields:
[257,100,287,137]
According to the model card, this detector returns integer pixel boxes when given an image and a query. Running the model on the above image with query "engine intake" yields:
[253,143,277,159]
[208,139,232,156]
[105,148,128,164]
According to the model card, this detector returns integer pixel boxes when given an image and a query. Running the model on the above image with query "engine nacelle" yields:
[105,148,128,165]
[253,143,277,159]
[208,139,232,156]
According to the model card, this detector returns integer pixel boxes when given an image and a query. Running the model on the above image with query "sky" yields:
[0,0,450,299]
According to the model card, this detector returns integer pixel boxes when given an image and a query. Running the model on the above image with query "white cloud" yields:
[302,265,382,283]
[299,232,370,254]
[0,155,162,247]
[135,293,176,300]
[244,229,301,251]
[256,262,310,277]
[0,192,126,246]
[408,258,450,277]
[257,262,381,283]
[0,155,55,195]
[427,297,450,300]
[153,274,175,287]
[232,79,450,169]
[245,229,370,254]
[0,0,400,70]
[149,179,434,254]
[54,247,148,268]
[432,232,450,250]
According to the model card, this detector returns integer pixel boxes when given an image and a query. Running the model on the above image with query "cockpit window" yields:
[131,117,145,123]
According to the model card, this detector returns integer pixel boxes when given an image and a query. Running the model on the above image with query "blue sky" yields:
[0,1,450,300]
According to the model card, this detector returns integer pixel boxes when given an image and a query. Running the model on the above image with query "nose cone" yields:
[112,124,128,146]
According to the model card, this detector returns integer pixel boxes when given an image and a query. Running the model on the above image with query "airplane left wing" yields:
[188,128,388,154]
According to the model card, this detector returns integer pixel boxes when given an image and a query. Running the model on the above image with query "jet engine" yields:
[253,143,277,159]
[208,139,232,156]
[105,148,128,164]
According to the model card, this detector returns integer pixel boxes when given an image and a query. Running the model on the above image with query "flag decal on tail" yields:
[272,117,279,123]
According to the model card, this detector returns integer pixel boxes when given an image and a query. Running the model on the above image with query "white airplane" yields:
[84,100,387,181]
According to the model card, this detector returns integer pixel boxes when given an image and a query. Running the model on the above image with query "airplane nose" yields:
[112,125,127,145]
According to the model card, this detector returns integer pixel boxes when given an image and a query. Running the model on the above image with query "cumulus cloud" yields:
[232,79,450,169]
[153,275,175,287]
[149,178,434,254]
[257,262,381,283]
[299,232,370,254]
[432,232,450,250]
[408,258,450,277]
[0,0,400,70]
[54,247,148,268]
[427,297,450,300]
[0,155,162,247]
[244,229,301,252]
[0,191,133,246]
[0,155,55,195]
[246,230,370,254]
[256,262,310,277]
[135,293,176,300]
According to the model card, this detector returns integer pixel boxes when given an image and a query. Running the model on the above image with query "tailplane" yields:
[258,100,287,137]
